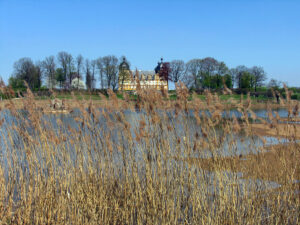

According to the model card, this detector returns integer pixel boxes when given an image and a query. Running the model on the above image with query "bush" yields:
[291,93,300,100]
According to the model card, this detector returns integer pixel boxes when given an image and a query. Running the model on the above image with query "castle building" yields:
[118,58,168,91]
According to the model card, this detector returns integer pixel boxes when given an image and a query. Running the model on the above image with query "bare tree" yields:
[66,54,74,88]
[184,59,203,89]
[55,68,65,89]
[251,66,267,91]
[201,57,219,89]
[268,79,282,89]
[76,54,84,90]
[233,65,249,89]
[42,56,56,89]
[216,61,228,88]
[96,57,105,89]
[101,55,119,90]
[57,51,73,89]
[57,52,68,88]
[91,60,97,90]
[217,62,228,76]
[202,57,218,74]
[34,61,43,89]
[85,59,92,90]
[169,60,185,83]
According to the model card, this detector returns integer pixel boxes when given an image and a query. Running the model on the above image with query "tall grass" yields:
[0,84,299,224]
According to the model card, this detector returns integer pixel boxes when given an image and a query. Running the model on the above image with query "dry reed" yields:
[0,84,299,224]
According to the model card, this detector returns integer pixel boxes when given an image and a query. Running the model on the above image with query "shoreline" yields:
[0,97,296,111]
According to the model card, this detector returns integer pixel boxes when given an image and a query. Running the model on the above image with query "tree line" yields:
[8,52,282,91]
[169,58,272,91]
[9,52,121,91]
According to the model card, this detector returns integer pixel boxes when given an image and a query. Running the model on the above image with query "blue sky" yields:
[1,0,300,86]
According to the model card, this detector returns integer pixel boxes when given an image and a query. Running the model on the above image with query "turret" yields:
[119,57,130,71]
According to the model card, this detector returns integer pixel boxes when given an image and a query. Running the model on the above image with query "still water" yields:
[0,107,297,200]
[1,107,293,157]
[0,107,294,167]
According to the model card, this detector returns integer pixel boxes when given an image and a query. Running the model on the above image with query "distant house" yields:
[118,58,168,91]
[71,77,86,89]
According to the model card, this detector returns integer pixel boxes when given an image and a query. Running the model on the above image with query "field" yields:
[0,85,299,224]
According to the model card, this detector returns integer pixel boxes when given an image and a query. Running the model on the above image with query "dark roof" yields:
[119,57,130,70]
[154,58,164,74]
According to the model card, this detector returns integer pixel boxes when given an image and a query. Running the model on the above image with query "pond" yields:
[0,107,293,158]
[0,107,297,204]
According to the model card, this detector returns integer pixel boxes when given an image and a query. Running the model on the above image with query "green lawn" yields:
[34,92,271,102]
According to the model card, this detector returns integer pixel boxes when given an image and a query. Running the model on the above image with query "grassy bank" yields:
[41,92,270,102]
[0,90,291,111]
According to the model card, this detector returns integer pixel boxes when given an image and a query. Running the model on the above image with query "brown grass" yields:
[0,84,299,224]
[249,123,300,139]
[186,143,300,184]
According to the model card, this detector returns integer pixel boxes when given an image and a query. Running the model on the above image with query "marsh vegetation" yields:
[0,84,299,224]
